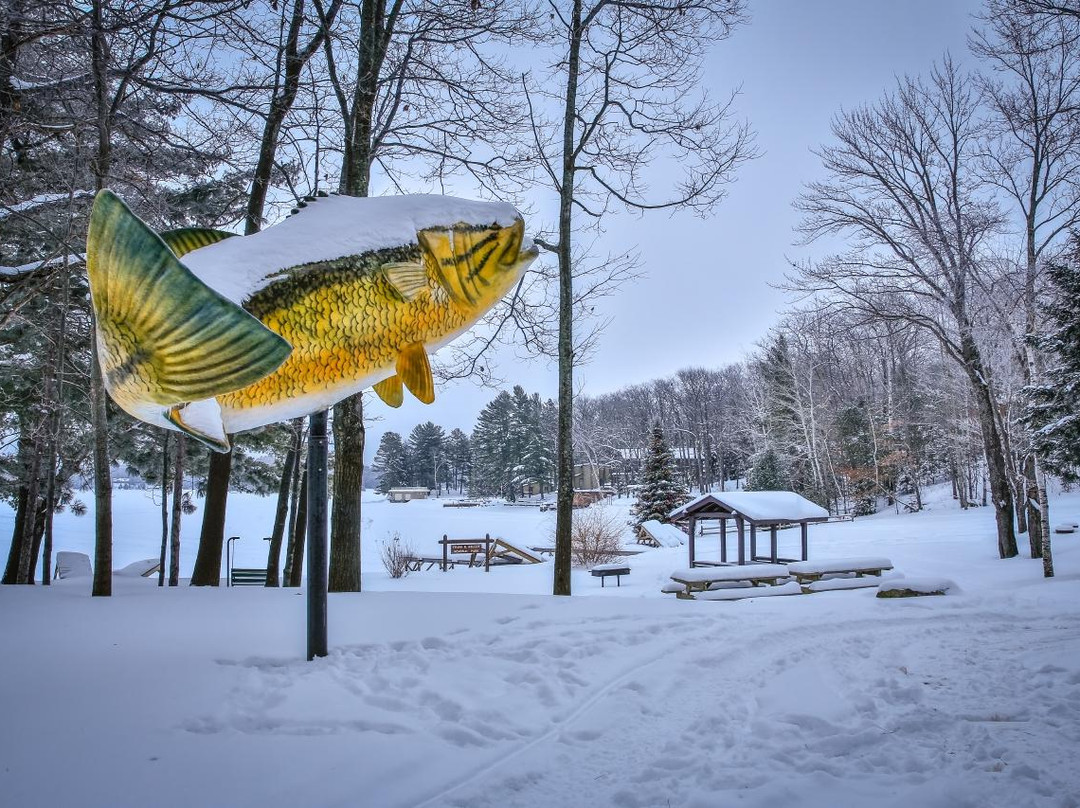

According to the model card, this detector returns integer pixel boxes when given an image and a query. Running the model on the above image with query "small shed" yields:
[388,487,431,503]
[668,491,829,567]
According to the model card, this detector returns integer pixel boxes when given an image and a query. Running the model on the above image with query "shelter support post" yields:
[720,518,727,564]
[750,523,757,561]
[737,517,745,565]
[800,522,808,561]
[770,526,778,563]
[688,515,697,567]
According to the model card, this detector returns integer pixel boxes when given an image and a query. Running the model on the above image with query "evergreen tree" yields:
[445,429,471,494]
[372,432,409,493]
[631,424,689,527]
[834,402,877,515]
[408,422,445,491]
[471,391,516,499]
[1027,258,1080,480]
[745,448,788,492]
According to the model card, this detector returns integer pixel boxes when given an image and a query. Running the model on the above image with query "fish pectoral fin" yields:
[158,227,237,258]
[165,400,231,452]
[87,191,292,411]
[382,261,428,300]
[373,375,404,408]
[396,343,435,405]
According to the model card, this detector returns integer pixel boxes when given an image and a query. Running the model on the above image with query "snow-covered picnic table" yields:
[667,563,790,597]
[786,557,893,584]
[590,563,631,587]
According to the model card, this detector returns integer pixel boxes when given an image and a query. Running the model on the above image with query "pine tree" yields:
[1027,257,1080,479]
[631,424,689,527]
[834,402,877,515]
[745,448,788,492]
[372,432,409,494]
[471,392,516,499]
[445,429,471,494]
[408,422,446,492]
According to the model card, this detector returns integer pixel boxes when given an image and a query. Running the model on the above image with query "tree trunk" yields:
[2,435,31,583]
[266,420,302,586]
[168,435,185,587]
[16,429,43,584]
[283,450,305,586]
[1036,456,1054,577]
[1023,455,1043,558]
[89,0,113,597]
[159,432,169,586]
[89,344,112,596]
[330,395,364,591]
[553,0,583,598]
[190,448,232,585]
[961,342,1017,558]
[286,468,308,587]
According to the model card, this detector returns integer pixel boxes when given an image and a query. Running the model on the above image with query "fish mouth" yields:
[419,218,536,308]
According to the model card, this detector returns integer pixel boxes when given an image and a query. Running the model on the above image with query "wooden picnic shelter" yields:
[668,491,830,567]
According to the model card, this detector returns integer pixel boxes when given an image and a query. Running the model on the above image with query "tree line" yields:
[372,384,557,500]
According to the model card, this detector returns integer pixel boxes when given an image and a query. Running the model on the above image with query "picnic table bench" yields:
[590,563,630,587]
[667,563,790,598]
[230,567,267,586]
[785,557,893,584]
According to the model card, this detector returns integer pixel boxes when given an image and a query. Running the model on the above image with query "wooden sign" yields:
[450,543,484,555]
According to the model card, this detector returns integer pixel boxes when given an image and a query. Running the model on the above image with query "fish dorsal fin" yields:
[396,343,434,404]
[373,375,404,408]
[382,261,428,300]
[166,400,231,452]
[87,190,292,413]
[158,227,236,258]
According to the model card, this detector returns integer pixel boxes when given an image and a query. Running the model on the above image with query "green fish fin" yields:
[373,375,404,408]
[158,227,237,258]
[166,400,231,453]
[396,343,435,404]
[383,261,428,300]
[87,190,292,406]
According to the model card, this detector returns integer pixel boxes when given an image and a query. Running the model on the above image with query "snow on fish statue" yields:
[86,190,537,452]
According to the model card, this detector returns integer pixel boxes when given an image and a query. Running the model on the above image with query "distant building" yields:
[387,487,431,503]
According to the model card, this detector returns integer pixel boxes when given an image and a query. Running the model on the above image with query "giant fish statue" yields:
[86,190,537,452]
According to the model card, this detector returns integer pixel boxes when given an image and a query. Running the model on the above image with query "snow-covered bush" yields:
[568,503,625,567]
[379,533,415,578]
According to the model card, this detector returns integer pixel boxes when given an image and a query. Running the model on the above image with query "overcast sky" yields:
[365,0,986,457]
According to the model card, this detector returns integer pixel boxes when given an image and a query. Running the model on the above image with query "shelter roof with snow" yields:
[670,491,829,524]
[668,491,830,567]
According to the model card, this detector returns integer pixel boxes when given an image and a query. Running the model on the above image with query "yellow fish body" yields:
[86,190,537,451]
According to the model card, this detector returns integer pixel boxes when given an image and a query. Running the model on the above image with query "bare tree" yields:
[529,0,754,595]
[794,60,1020,558]
[311,0,537,592]
[972,3,1080,566]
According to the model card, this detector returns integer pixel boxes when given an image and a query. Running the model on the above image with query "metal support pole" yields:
[307,409,329,661]
[226,536,240,588]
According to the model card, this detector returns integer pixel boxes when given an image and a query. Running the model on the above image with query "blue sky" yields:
[366,0,987,455]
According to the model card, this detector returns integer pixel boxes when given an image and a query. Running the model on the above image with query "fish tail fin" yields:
[86,190,291,447]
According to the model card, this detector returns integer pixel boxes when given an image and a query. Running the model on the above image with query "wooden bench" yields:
[786,557,893,585]
[667,563,790,597]
[230,567,268,586]
[590,564,630,587]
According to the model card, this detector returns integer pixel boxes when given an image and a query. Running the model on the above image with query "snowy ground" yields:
[2,487,1079,807]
